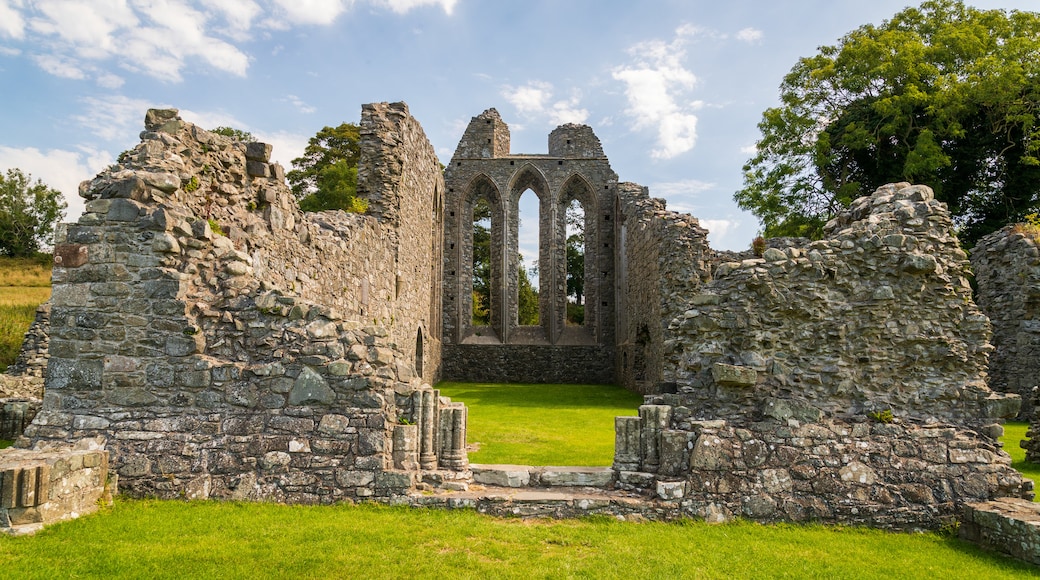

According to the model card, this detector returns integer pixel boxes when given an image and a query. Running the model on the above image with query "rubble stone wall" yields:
[662,183,1013,422]
[0,303,49,439]
[614,183,711,394]
[16,103,454,502]
[971,226,1040,420]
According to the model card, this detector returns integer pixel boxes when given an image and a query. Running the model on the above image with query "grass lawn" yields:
[0,499,1034,579]
[1002,422,1040,495]
[0,255,51,373]
[0,439,11,449]
[436,382,643,466]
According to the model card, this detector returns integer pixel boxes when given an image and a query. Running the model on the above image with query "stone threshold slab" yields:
[470,464,614,488]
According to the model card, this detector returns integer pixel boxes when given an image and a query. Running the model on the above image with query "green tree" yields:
[472,198,492,325]
[736,0,1040,246]
[210,126,256,142]
[288,123,366,212]
[565,201,585,324]
[518,257,539,325]
[0,169,66,257]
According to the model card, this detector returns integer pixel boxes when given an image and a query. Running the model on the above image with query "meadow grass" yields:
[0,499,1034,579]
[0,255,52,287]
[436,382,642,466]
[0,440,11,449]
[0,255,52,372]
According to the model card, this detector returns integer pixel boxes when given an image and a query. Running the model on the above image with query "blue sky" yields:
[1,0,1037,253]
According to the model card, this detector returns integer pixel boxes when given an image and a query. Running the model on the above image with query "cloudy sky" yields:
[1,0,1037,252]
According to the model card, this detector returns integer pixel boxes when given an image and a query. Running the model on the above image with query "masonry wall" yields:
[17,104,448,502]
[614,183,1030,530]
[614,184,711,394]
[971,226,1040,420]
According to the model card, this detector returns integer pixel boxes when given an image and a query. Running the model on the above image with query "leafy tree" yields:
[736,0,1040,246]
[288,123,366,212]
[0,169,66,257]
[472,198,492,325]
[565,201,585,323]
[518,257,539,325]
[210,126,256,142]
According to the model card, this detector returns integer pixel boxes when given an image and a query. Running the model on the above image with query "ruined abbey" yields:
[1,102,1039,558]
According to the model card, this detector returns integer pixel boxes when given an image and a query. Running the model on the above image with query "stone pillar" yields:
[418,389,440,470]
[1,400,39,440]
[639,404,672,473]
[614,416,641,471]
[392,424,419,471]
[438,401,468,470]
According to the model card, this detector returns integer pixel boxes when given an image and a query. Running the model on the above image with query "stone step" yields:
[470,464,614,489]
[960,497,1040,566]
[409,484,667,521]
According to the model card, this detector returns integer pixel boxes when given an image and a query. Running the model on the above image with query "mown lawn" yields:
[436,382,642,466]
[0,500,1034,579]
[1002,422,1040,496]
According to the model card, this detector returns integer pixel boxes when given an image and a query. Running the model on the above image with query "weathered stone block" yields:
[711,363,757,387]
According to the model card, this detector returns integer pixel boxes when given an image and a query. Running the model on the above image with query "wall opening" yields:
[415,328,424,379]
[517,188,540,326]
[565,199,586,326]
[471,197,493,327]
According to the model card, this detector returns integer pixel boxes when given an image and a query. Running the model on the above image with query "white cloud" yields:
[503,81,552,116]
[379,0,457,14]
[6,0,458,83]
[96,72,125,89]
[269,0,351,26]
[285,95,317,114]
[32,53,85,79]
[740,144,757,155]
[502,81,589,127]
[650,179,716,198]
[74,95,157,143]
[178,108,247,132]
[736,27,763,43]
[0,46,19,56]
[699,218,738,247]
[0,145,114,223]
[0,0,25,39]
[612,24,702,159]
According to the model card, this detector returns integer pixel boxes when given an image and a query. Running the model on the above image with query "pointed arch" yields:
[555,173,599,341]
[460,174,505,342]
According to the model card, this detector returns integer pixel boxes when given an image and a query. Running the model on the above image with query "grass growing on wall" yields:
[436,382,642,466]
[1003,422,1040,498]
[0,500,1035,579]
[0,256,52,372]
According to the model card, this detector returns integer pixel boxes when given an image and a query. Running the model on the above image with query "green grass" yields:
[1003,422,1040,495]
[0,500,1033,579]
[0,254,52,287]
[0,439,12,449]
[436,382,642,466]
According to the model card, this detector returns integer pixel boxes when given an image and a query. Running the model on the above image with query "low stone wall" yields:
[0,400,39,440]
[971,226,1040,420]
[613,402,1030,530]
[961,498,1040,565]
[1,443,111,535]
[442,344,613,384]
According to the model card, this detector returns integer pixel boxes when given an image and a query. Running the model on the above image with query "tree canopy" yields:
[210,126,256,142]
[736,0,1040,246]
[0,168,66,257]
[287,123,366,213]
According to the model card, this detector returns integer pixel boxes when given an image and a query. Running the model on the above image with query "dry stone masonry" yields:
[0,303,48,439]
[0,105,1032,542]
[971,226,1040,420]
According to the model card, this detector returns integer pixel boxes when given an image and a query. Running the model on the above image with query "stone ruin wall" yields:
[971,226,1040,421]
[13,102,462,502]
[613,182,1030,529]
[614,183,711,394]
